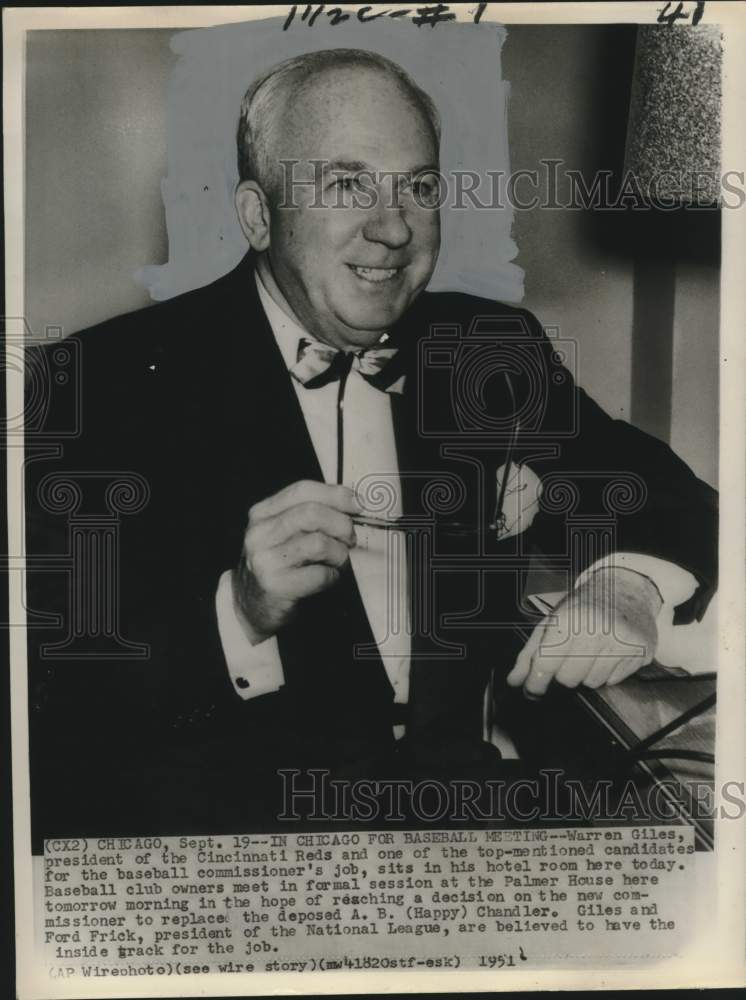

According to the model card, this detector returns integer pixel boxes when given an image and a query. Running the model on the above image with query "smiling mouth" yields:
[347,264,403,284]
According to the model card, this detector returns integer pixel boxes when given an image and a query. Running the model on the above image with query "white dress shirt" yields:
[216,270,410,721]
[215,271,716,738]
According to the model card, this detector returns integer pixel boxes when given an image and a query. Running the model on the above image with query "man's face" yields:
[265,67,441,351]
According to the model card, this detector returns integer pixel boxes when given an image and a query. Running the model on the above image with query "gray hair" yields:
[236,48,441,195]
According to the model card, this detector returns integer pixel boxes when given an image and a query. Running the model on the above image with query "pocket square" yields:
[494,462,542,540]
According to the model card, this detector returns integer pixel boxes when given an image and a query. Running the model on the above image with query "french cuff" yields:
[215,569,285,700]
[575,553,714,673]
[575,553,698,608]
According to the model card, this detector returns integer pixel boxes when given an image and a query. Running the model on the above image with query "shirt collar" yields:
[255,268,397,373]
[254,268,311,372]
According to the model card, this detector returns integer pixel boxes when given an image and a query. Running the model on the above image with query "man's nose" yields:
[361,201,412,248]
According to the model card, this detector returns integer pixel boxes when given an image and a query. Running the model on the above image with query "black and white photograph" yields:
[5,2,745,995]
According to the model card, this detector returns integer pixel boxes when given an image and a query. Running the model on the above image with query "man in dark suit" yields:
[26,48,716,841]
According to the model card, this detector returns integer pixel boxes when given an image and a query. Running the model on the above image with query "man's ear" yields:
[235,180,272,251]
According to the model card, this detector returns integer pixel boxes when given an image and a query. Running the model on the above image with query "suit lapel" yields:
[219,259,325,500]
[196,256,395,738]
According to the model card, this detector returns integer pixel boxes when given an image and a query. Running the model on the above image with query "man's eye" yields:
[411,174,441,206]
[329,175,358,191]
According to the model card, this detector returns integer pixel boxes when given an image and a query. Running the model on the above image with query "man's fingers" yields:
[554,637,620,689]
[520,616,575,697]
[522,653,561,697]
[507,580,661,699]
[556,644,648,691]
[606,659,629,686]
[603,624,655,686]
[280,564,341,599]
[581,651,624,688]
[247,502,356,552]
[555,655,594,689]
[279,503,357,546]
[607,655,647,686]
[276,532,350,571]
[237,484,361,635]
[510,612,595,697]
[249,481,360,523]
[506,620,547,688]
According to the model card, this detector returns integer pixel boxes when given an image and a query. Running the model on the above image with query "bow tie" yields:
[290,337,405,394]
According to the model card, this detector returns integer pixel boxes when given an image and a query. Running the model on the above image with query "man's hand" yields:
[506,567,663,698]
[233,480,360,643]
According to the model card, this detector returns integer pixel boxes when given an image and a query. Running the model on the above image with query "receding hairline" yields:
[237,48,441,188]
[294,59,433,106]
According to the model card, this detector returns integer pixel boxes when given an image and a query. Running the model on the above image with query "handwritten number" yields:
[657,1,706,25]
[309,4,326,26]
[657,1,688,24]
[327,6,351,24]
[283,3,322,29]
[283,0,490,28]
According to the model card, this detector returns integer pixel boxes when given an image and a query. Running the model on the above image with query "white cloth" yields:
[215,272,714,724]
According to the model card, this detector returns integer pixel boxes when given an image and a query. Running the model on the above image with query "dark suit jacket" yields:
[25,252,717,841]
